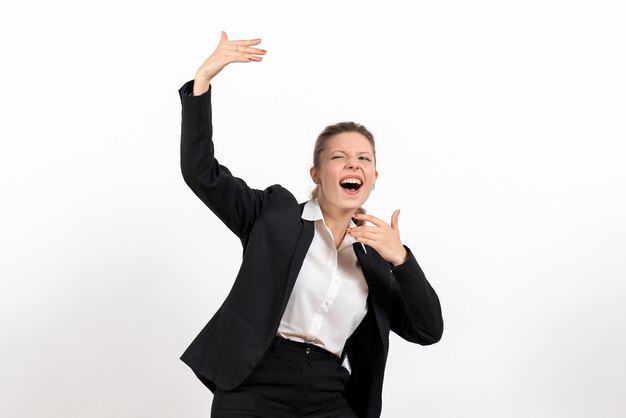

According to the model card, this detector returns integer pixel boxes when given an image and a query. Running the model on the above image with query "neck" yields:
[318,198,355,249]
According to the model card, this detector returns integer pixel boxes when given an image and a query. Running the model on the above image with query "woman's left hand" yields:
[348,210,409,266]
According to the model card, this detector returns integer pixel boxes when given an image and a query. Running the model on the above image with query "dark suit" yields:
[178,80,443,418]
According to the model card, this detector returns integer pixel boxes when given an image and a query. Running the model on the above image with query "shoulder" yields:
[265,184,297,203]
[259,184,306,218]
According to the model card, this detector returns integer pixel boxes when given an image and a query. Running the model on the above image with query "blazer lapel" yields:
[280,215,314,313]
[354,243,392,350]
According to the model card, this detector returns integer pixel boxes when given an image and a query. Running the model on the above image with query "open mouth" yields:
[340,177,363,194]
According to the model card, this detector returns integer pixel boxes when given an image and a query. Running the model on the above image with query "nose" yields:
[347,159,361,170]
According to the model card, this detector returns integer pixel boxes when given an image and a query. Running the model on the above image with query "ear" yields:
[310,166,319,184]
[374,169,379,183]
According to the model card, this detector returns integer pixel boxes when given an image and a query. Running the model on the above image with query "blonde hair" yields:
[310,121,376,227]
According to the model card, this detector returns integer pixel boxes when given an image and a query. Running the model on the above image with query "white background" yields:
[1,1,625,417]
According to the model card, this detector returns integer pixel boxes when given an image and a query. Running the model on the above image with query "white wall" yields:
[1,1,625,417]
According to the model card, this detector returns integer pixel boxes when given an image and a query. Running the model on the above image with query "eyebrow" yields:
[330,150,374,156]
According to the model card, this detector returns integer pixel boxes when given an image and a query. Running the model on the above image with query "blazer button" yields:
[306,347,311,355]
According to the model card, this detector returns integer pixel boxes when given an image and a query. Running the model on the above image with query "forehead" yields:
[324,132,374,154]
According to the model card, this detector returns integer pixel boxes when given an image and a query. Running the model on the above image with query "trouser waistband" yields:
[272,337,339,361]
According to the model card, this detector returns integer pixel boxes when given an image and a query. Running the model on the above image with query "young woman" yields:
[179,32,443,418]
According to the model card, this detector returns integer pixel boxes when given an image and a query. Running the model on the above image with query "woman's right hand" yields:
[193,31,266,96]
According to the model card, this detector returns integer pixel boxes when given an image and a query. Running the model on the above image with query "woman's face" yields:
[310,132,378,214]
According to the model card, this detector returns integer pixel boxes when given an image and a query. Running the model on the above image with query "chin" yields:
[319,187,370,212]
[340,195,369,210]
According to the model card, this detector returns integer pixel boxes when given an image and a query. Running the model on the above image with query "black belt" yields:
[272,337,340,362]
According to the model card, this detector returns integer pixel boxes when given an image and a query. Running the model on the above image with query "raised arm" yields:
[180,32,270,239]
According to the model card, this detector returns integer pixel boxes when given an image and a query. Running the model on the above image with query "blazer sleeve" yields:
[389,246,444,345]
[179,80,272,239]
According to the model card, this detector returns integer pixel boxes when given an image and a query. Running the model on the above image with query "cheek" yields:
[364,166,377,180]
[320,164,341,182]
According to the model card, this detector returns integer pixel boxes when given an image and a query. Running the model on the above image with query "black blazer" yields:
[178,80,443,418]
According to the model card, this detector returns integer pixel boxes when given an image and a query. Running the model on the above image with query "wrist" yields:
[192,76,211,96]
[391,247,409,267]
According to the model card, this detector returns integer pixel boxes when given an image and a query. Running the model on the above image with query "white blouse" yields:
[276,199,369,357]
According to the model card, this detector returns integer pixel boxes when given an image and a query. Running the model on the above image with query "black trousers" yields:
[211,338,358,418]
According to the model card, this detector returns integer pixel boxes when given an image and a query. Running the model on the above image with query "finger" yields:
[227,53,263,63]
[356,229,382,241]
[229,38,263,47]
[223,42,264,57]
[349,226,383,237]
[391,209,400,231]
[232,45,267,55]
[351,235,378,249]
[221,31,228,42]
[352,213,387,228]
